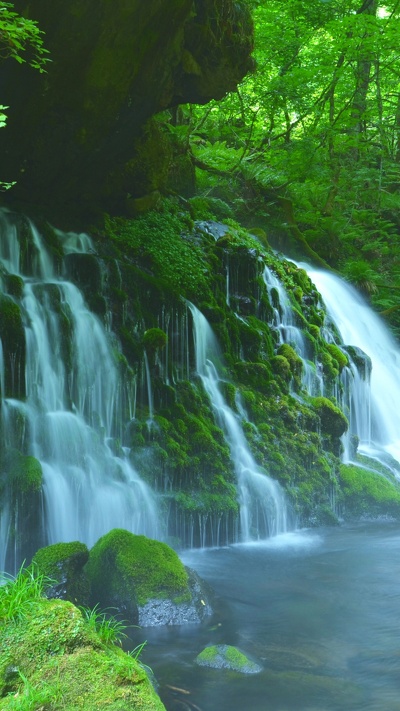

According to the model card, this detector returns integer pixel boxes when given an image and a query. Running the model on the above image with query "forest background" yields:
[164,0,400,336]
[1,0,400,340]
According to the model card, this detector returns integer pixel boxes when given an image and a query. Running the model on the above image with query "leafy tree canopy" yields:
[0,1,49,189]
[165,0,400,333]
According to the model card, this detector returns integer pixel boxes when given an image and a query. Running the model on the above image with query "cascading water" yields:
[0,211,160,572]
[263,266,324,395]
[188,302,288,541]
[306,268,400,472]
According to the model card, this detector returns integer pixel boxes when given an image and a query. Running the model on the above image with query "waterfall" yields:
[188,303,288,541]
[0,211,160,571]
[306,269,400,472]
[263,266,323,395]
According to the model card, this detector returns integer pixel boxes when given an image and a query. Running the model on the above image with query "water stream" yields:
[189,303,288,540]
[0,213,160,571]
[306,269,400,472]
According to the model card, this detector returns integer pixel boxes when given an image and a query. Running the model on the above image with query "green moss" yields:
[195,644,261,673]
[326,343,349,371]
[310,397,348,438]
[0,295,25,398]
[234,362,271,394]
[277,344,303,378]
[270,354,291,382]
[8,455,42,493]
[143,328,167,352]
[339,464,400,519]
[32,542,90,606]
[0,597,165,710]
[104,199,209,300]
[86,529,190,609]
[5,274,24,299]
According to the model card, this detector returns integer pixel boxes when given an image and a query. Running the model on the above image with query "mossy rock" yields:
[234,361,271,394]
[32,541,90,606]
[0,597,165,711]
[195,644,262,674]
[326,343,349,371]
[86,529,203,625]
[4,274,24,299]
[339,464,400,519]
[0,295,25,398]
[310,397,348,438]
[143,328,167,353]
[270,354,291,382]
[345,345,371,380]
[277,343,303,377]
[7,454,42,494]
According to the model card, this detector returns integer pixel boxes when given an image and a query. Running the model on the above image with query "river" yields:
[132,523,400,711]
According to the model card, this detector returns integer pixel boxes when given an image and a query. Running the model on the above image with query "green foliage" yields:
[3,670,62,710]
[0,3,49,189]
[0,563,52,623]
[0,596,164,710]
[172,0,400,331]
[0,1,49,70]
[79,604,128,646]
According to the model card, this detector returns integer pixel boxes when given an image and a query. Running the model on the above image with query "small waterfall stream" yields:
[306,269,400,472]
[188,303,288,540]
[263,266,323,395]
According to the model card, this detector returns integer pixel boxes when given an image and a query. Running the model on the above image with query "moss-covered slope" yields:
[0,596,165,711]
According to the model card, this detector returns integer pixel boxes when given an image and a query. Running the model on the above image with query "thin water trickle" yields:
[263,266,323,395]
[188,302,288,541]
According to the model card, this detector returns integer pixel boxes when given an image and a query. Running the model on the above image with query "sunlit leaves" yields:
[0,1,49,71]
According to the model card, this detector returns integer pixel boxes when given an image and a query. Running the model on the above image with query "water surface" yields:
[132,523,400,711]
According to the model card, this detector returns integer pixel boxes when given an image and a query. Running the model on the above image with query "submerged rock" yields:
[195,644,262,674]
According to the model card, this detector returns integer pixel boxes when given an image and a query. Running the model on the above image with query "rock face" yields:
[0,0,253,215]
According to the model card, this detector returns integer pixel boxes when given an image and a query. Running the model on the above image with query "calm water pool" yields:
[128,523,400,711]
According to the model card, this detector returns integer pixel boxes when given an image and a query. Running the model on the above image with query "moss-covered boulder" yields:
[195,644,262,674]
[310,397,348,438]
[0,596,165,710]
[86,529,212,626]
[31,541,90,606]
[339,464,400,519]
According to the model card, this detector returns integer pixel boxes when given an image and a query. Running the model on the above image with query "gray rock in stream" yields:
[138,567,213,627]
[195,644,262,674]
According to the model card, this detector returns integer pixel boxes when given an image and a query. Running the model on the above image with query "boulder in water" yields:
[86,528,213,626]
[195,644,262,674]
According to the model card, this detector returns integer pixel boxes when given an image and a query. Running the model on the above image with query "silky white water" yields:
[0,213,160,569]
[189,303,288,540]
[307,269,400,468]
